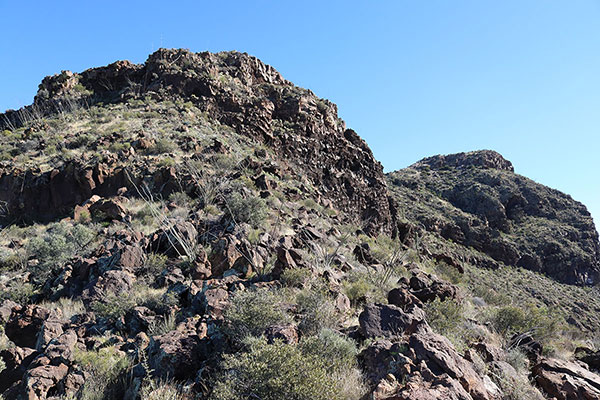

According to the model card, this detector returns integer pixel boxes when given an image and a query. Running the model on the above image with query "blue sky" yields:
[1,1,598,227]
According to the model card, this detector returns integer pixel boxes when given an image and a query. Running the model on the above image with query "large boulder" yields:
[4,305,62,349]
[146,317,211,380]
[359,303,426,338]
[533,358,600,400]
[408,331,500,400]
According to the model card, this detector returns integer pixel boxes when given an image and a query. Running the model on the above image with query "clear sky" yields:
[1,1,598,228]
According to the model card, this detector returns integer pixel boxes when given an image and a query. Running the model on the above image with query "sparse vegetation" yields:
[211,337,357,400]
[223,288,291,342]
[74,346,132,400]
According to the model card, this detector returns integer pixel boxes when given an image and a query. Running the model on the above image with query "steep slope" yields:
[0,48,393,235]
[387,150,600,285]
[1,52,600,400]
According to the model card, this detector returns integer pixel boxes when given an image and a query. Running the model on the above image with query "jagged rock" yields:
[264,324,299,344]
[81,269,135,303]
[35,317,67,351]
[359,339,412,385]
[190,248,212,279]
[209,234,242,277]
[409,330,500,400]
[1,48,395,235]
[117,244,146,272]
[43,330,78,364]
[359,303,426,338]
[388,150,600,285]
[389,372,474,400]
[334,292,351,314]
[125,307,156,335]
[193,287,229,318]
[147,317,211,380]
[272,237,306,277]
[0,300,19,324]
[471,342,505,363]
[388,287,423,309]
[0,346,39,392]
[576,347,600,371]
[23,363,69,400]
[533,358,600,400]
[408,272,459,303]
[509,332,542,364]
[89,197,127,220]
[5,305,61,349]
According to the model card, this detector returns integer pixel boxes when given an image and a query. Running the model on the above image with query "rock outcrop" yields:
[388,150,600,285]
[0,48,394,235]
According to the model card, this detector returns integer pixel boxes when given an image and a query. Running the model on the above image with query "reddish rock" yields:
[264,324,299,344]
[89,197,127,220]
[408,331,500,400]
[533,358,600,400]
[147,323,211,380]
[0,346,39,392]
[23,363,69,400]
[5,305,60,349]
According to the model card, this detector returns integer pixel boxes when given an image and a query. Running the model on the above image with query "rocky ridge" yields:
[0,48,393,236]
[0,50,599,400]
[388,150,600,285]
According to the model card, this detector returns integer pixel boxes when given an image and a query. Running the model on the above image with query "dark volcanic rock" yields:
[359,303,426,338]
[0,48,394,235]
[387,150,600,285]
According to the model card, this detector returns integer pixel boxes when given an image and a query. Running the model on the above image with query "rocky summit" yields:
[0,49,599,400]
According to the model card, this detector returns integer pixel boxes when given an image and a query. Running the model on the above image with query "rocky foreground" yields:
[0,49,599,400]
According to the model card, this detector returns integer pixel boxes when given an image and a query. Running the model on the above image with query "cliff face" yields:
[0,48,393,235]
[388,150,600,285]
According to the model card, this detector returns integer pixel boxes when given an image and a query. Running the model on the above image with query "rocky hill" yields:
[388,150,600,285]
[0,49,393,236]
[1,50,600,400]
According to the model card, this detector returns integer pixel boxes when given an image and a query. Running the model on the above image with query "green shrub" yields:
[0,283,36,304]
[141,253,168,280]
[299,328,357,372]
[91,292,137,321]
[74,346,132,400]
[148,313,177,337]
[92,285,175,322]
[490,304,561,344]
[211,338,344,400]
[225,192,267,227]
[140,380,187,400]
[342,276,372,306]
[26,222,96,284]
[0,248,26,271]
[108,142,131,153]
[425,298,464,337]
[280,267,312,288]
[296,285,337,335]
[224,289,291,341]
[149,138,177,154]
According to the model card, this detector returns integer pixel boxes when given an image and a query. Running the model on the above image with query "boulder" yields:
[147,318,211,380]
[23,363,69,400]
[5,305,60,349]
[533,358,600,400]
[89,197,127,220]
[359,303,426,338]
[264,324,299,344]
[0,346,39,392]
[409,330,499,400]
